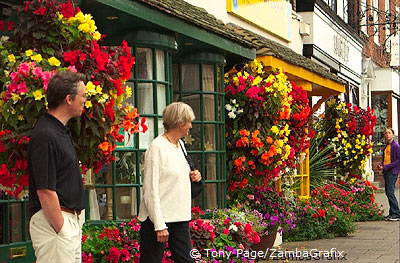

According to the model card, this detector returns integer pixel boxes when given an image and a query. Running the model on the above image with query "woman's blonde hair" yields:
[163,102,195,130]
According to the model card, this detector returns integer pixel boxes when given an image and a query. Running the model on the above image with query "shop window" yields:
[0,194,30,245]
[322,0,337,12]
[172,54,226,209]
[87,42,173,220]
[372,94,389,156]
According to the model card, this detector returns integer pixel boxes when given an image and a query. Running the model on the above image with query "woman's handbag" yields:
[179,140,204,198]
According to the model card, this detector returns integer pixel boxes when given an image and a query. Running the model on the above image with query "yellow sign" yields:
[226,0,291,41]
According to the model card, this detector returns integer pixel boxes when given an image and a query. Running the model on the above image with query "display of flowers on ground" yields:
[0,0,145,198]
[224,60,313,192]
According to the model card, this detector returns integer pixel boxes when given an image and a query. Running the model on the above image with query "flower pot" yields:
[251,228,278,252]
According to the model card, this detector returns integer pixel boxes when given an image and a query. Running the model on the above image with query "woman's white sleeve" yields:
[142,145,167,230]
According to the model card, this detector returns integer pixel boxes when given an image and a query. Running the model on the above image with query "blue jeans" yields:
[384,171,400,217]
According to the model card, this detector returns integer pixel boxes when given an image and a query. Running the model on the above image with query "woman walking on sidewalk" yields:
[379,128,400,221]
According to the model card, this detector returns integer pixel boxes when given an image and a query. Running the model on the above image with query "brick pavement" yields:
[259,188,400,263]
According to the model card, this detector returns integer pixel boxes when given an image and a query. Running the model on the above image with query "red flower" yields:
[33,7,46,15]
[140,117,148,133]
[59,0,79,18]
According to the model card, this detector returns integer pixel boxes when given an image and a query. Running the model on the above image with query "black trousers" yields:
[140,218,194,263]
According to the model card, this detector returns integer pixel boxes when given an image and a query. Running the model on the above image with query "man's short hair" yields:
[47,71,86,109]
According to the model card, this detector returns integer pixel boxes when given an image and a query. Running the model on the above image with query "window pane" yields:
[182,94,200,121]
[372,95,388,156]
[136,48,153,80]
[157,84,166,115]
[96,188,114,220]
[206,154,217,180]
[158,118,165,136]
[115,151,137,184]
[205,183,217,208]
[10,203,22,242]
[204,94,215,121]
[204,124,215,151]
[137,83,153,114]
[202,64,214,91]
[156,50,165,81]
[218,95,225,121]
[216,65,223,92]
[185,123,201,151]
[139,117,154,149]
[181,64,200,91]
[172,64,180,92]
[94,164,112,185]
[116,187,137,219]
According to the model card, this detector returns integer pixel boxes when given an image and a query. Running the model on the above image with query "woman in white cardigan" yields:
[138,102,202,263]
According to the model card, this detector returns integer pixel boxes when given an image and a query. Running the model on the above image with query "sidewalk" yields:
[260,188,400,263]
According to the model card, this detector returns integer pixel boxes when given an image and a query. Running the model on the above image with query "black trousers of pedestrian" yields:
[140,218,194,263]
[384,170,400,217]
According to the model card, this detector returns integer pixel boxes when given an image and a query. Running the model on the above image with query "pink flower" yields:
[17,63,31,76]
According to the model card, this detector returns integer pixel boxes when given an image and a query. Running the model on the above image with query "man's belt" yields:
[60,206,82,216]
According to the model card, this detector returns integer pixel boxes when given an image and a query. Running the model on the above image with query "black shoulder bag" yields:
[179,140,204,199]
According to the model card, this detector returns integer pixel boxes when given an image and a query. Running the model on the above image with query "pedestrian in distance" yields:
[378,128,400,221]
[138,102,202,263]
[28,71,87,263]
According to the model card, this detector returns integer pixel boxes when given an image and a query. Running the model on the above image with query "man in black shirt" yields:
[28,71,87,263]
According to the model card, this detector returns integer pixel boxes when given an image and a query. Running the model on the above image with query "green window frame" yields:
[0,195,35,261]
[86,31,175,221]
[173,53,227,210]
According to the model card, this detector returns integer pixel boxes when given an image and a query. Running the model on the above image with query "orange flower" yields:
[266,136,273,144]
[239,129,250,136]
[236,137,249,147]
[122,120,134,131]
[126,108,139,120]
[98,141,110,152]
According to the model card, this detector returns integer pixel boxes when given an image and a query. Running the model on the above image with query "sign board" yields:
[226,0,292,41]
[389,34,400,67]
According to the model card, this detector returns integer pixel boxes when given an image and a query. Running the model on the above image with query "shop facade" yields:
[0,0,258,261]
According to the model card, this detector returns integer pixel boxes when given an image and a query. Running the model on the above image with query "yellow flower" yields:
[11,93,21,102]
[25,49,33,57]
[85,100,93,108]
[31,54,43,62]
[7,54,16,63]
[93,31,101,40]
[125,87,132,98]
[32,90,44,101]
[78,23,91,33]
[48,57,61,67]
[271,126,279,135]
[275,140,284,148]
[85,81,96,95]
[95,85,103,94]
[17,115,24,121]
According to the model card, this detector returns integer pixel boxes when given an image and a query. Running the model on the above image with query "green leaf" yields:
[32,32,46,39]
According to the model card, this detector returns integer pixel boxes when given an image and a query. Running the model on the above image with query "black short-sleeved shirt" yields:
[28,113,85,215]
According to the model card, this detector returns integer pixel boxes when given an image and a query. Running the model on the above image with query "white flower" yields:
[229,224,238,232]
[0,36,9,42]
[231,99,236,104]
[228,112,236,119]
[237,109,243,113]
[225,104,233,111]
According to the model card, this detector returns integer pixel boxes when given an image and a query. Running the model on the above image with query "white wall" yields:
[300,6,363,78]
[371,69,400,92]
[392,97,399,136]
[184,0,305,54]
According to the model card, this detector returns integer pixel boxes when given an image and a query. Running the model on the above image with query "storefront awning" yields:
[227,24,346,96]
[80,0,256,60]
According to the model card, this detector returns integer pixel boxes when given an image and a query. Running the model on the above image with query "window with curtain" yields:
[90,46,172,220]
[173,59,226,210]
[372,94,389,156]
